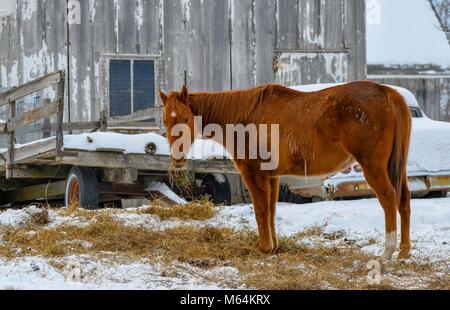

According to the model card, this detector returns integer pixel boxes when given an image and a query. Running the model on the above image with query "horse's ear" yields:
[179,85,189,104]
[159,89,168,106]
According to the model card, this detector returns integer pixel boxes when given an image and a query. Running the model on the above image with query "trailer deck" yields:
[0,71,237,208]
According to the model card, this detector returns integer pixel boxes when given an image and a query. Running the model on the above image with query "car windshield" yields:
[410,107,423,118]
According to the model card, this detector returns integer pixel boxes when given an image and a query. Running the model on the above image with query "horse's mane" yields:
[188,84,299,124]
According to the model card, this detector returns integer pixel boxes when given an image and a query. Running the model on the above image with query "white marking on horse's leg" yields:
[382,232,397,260]
[304,161,308,185]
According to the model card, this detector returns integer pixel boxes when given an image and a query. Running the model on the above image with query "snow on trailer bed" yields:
[0,132,235,175]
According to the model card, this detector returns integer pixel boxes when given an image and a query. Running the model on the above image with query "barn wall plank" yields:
[276,0,300,49]
[0,0,370,125]
[231,0,255,89]
[163,0,185,91]
[254,0,276,85]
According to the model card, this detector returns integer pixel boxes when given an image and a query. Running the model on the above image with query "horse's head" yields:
[159,86,195,168]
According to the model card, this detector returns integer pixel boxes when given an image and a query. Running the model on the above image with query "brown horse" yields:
[159,81,412,260]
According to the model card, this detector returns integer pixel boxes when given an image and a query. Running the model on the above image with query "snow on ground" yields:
[216,199,450,260]
[0,197,448,289]
[0,256,240,290]
[146,182,187,205]
[0,205,43,227]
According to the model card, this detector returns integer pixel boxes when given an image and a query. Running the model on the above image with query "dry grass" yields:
[0,200,448,290]
[0,209,448,290]
[168,163,194,198]
[28,208,50,227]
[138,198,217,221]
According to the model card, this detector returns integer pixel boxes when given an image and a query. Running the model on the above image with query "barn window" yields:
[109,59,155,117]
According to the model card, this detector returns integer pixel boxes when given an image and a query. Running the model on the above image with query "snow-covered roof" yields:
[367,0,450,69]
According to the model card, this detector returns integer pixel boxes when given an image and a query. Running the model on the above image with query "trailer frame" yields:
[0,71,238,208]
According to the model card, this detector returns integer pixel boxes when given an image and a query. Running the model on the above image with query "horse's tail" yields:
[386,88,412,205]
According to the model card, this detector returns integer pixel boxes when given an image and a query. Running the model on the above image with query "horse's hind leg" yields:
[398,177,411,258]
[361,163,398,260]
[240,170,274,254]
[269,177,280,254]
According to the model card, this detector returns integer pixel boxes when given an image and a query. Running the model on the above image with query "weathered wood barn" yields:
[0,0,366,141]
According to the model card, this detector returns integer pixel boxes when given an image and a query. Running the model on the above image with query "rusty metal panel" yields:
[429,175,450,190]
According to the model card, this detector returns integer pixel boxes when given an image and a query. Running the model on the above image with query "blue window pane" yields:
[134,60,155,111]
[109,60,131,117]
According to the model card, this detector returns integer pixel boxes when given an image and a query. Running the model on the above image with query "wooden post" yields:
[42,98,52,138]
[55,71,66,156]
[99,110,108,132]
[6,100,16,179]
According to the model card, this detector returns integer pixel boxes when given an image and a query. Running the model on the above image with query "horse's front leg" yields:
[240,171,274,254]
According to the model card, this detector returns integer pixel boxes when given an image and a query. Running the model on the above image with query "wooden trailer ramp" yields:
[0,71,237,207]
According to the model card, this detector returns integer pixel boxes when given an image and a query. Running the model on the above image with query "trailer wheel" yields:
[65,167,99,210]
[202,174,232,206]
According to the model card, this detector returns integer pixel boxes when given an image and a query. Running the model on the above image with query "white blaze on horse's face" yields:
[160,89,195,168]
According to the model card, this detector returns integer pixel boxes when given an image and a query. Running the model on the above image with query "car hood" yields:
[407,117,450,175]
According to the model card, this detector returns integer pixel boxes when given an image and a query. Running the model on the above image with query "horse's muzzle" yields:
[170,156,188,169]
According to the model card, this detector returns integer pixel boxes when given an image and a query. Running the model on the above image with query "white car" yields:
[279,83,450,202]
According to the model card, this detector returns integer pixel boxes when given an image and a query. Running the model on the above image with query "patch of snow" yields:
[0,256,239,290]
[214,198,450,259]
[0,206,42,227]
[212,174,227,184]
[188,139,230,160]
[63,132,170,155]
[62,132,228,160]
[407,118,450,174]
[146,182,187,205]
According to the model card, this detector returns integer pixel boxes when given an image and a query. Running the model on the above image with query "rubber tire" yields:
[65,166,100,210]
[202,174,232,206]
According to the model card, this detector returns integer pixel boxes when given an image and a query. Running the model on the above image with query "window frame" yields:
[409,107,424,118]
[101,54,164,122]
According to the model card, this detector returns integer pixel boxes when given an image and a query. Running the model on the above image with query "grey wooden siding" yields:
[0,0,366,125]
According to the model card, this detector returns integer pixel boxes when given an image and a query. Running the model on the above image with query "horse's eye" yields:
[185,117,189,123]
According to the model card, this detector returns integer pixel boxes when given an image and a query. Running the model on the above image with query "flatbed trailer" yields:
[0,71,238,209]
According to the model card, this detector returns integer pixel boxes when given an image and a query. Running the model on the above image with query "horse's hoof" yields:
[382,251,395,261]
[271,238,279,254]
[258,244,274,255]
[270,245,279,255]
[398,249,411,260]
